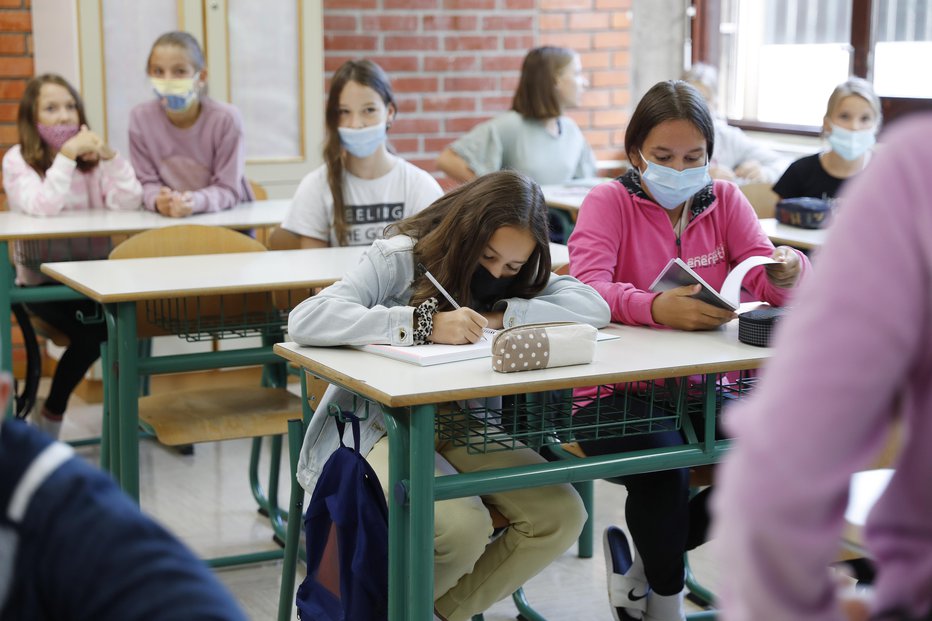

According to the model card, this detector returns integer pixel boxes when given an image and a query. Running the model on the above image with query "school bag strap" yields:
[330,404,361,453]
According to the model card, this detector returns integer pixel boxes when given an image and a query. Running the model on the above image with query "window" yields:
[693,0,932,132]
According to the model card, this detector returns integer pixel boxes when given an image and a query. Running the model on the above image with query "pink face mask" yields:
[36,123,80,150]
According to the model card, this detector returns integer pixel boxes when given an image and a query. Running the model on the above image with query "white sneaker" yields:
[604,526,648,620]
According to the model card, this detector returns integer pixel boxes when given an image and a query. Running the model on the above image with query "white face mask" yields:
[638,151,711,210]
[337,122,387,158]
[827,124,876,161]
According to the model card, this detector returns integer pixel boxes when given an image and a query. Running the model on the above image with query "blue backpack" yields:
[296,413,389,621]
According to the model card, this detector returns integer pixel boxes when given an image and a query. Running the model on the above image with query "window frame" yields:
[692,0,932,134]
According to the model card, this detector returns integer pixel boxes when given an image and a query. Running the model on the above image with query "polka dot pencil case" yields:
[491,322,597,373]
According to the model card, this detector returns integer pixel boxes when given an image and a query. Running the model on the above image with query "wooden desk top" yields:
[41,246,366,303]
[275,309,770,407]
[758,218,827,250]
[0,200,290,241]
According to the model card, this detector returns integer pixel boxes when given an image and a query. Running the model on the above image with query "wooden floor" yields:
[55,373,722,620]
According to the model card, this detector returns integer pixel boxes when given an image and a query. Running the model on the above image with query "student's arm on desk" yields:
[185,111,246,214]
[496,273,610,328]
[98,154,144,211]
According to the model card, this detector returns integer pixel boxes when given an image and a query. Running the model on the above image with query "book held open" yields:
[649,255,777,311]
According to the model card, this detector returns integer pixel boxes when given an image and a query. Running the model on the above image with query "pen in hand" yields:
[418,263,460,309]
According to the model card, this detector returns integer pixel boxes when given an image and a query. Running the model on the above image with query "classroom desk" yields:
[0,200,291,416]
[41,245,365,500]
[541,180,605,242]
[757,218,828,250]
[274,313,770,620]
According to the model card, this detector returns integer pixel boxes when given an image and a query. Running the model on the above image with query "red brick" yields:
[324,55,355,72]
[482,15,534,31]
[595,147,625,161]
[324,34,377,51]
[566,109,589,126]
[423,56,479,72]
[591,69,628,87]
[362,15,418,31]
[389,136,419,154]
[541,0,591,8]
[0,11,31,31]
[482,96,512,111]
[422,14,478,31]
[392,76,439,93]
[540,14,566,30]
[444,35,499,52]
[24,32,31,55]
[584,129,611,147]
[580,90,611,107]
[579,51,611,69]
[395,96,419,114]
[392,118,440,134]
[323,15,357,31]
[592,108,627,128]
[443,76,498,92]
[0,0,27,7]
[368,55,420,72]
[595,31,629,49]
[0,79,26,100]
[612,50,630,65]
[422,96,477,113]
[612,10,632,28]
[0,57,32,77]
[0,102,17,121]
[568,12,607,30]
[611,90,630,106]
[0,125,18,145]
[384,0,438,8]
[424,136,455,152]
[501,76,519,92]
[0,33,26,54]
[539,32,591,49]
[443,0,494,8]
[445,116,489,133]
[504,0,535,7]
[384,35,439,51]
[596,0,630,8]
[407,158,438,173]
[324,0,375,7]
[481,55,524,72]
[503,35,535,50]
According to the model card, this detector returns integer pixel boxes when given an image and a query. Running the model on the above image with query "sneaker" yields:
[604,526,649,621]
[643,590,685,621]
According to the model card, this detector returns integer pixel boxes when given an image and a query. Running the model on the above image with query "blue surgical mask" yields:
[638,151,711,210]
[827,124,875,161]
[150,77,199,112]
[338,122,387,158]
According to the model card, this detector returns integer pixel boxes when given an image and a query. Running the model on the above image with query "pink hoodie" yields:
[568,173,809,327]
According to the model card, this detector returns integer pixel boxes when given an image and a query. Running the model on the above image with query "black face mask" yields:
[470,264,516,308]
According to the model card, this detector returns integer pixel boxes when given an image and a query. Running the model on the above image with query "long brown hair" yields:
[324,59,396,246]
[17,74,95,175]
[386,170,552,310]
[512,46,575,121]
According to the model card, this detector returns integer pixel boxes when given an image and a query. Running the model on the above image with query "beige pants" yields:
[366,432,586,621]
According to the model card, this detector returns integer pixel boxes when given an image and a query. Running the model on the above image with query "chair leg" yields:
[512,586,548,621]
[573,479,594,558]
[277,419,306,621]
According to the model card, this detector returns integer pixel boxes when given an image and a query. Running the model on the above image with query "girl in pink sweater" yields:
[1,74,142,438]
[567,80,809,621]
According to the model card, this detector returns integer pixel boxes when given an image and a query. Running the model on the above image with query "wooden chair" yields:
[740,182,779,219]
[108,224,302,446]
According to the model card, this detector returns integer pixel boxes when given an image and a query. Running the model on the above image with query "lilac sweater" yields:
[128,98,253,214]
[713,115,932,620]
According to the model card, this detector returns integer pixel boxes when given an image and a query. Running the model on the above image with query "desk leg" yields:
[103,305,120,476]
[409,404,436,620]
[384,408,410,620]
[116,301,140,502]
[1,240,13,419]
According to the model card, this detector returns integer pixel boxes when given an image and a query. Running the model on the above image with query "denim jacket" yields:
[291,235,611,495]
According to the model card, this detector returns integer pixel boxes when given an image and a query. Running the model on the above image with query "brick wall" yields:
[323,0,632,177]
[0,0,32,203]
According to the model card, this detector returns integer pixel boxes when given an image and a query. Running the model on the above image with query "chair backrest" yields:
[248,179,268,201]
[266,225,315,310]
[739,182,779,219]
[109,225,269,338]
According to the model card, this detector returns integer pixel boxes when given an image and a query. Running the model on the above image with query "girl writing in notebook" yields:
[129,31,254,217]
[288,170,610,621]
[567,80,809,621]
[281,59,442,247]
[2,74,143,439]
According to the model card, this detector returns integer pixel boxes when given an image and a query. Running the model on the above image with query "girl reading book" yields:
[567,80,810,621]
[288,170,610,621]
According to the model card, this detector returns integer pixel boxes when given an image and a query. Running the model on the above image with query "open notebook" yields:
[356,328,617,367]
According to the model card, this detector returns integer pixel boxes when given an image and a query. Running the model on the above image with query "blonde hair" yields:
[825,77,882,130]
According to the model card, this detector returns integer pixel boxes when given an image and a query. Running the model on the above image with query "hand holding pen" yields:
[418,263,489,344]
